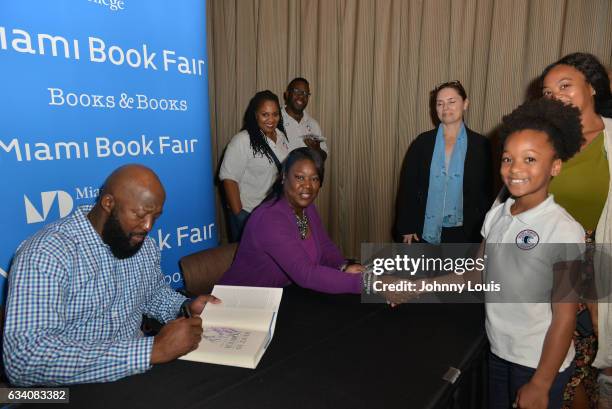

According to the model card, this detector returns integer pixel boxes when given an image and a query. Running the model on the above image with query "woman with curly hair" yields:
[219,90,290,241]
[541,52,612,409]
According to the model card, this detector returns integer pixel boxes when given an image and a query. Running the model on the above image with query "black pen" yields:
[181,302,192,318]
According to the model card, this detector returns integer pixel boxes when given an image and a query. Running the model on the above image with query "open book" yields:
[180,285,283,369]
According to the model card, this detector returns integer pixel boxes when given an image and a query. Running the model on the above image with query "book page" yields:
[180,328,270,369]
[179,285,282,369]
[202,286,282,331]
[203,309,275,332]
[209,285,283,310]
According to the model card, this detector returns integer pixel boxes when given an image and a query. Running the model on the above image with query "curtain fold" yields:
[207,0,612,257]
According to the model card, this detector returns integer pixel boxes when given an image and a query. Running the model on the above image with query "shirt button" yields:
[111,311,119,318]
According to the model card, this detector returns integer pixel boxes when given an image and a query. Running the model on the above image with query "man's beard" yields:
[101,211,145,259]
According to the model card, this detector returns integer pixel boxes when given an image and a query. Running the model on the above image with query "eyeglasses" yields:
[289,88,311,97]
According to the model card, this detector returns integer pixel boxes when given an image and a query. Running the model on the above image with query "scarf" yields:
[422,123,467,244]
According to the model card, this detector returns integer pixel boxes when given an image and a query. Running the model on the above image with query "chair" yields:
[179,243,238,296]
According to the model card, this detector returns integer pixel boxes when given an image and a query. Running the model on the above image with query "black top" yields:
[395,126,493,243]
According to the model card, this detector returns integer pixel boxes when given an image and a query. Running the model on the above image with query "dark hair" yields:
[241,90,288,164]
[287,77,310,91]
[432,80,468,100]
[541,52,612,117]
[265,147,325,203]
[499,98,582,161]
[429,80,468,125]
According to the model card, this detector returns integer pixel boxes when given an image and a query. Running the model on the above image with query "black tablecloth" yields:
[41,286,486,409]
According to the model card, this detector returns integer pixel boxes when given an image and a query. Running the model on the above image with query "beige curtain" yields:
[207,0,612,258]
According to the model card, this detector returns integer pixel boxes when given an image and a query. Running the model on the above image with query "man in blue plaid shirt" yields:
[3,164,220,386]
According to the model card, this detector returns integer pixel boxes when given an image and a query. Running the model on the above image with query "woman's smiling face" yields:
[284,159,321,212]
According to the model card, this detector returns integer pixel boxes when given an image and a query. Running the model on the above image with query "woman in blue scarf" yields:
[395,81,492,244]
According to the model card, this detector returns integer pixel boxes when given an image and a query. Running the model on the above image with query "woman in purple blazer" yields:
[219,147,363,294]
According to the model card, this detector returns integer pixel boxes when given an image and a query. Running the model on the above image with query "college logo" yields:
[24,191,73,224]
[515,229,539,250]
[87,0,126,12]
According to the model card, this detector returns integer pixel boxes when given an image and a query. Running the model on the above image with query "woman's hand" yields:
[514,380,549,409]
[343,263,364,274]
[402,233,419,244]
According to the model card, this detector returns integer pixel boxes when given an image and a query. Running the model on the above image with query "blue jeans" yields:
[228,209,250,242]
[488,352,574,409]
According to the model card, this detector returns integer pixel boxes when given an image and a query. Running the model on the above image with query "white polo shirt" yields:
[219,129,289,212]
[281,107,328,153]
[481,195,584,370]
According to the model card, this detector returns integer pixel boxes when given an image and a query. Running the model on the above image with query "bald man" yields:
[3,164,219,386]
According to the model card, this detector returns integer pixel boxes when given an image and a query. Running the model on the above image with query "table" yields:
[41,286,487,409]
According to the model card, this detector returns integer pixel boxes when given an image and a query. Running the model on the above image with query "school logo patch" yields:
[516,229,539,250]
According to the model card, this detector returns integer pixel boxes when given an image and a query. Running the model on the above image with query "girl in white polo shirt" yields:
[483,98,585,409]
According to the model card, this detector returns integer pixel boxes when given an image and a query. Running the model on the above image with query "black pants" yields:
[421,227,469,244]
[438,226,468,243]
[489,352,573,409]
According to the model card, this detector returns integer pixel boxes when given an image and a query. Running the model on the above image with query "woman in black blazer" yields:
[395,81,492,244]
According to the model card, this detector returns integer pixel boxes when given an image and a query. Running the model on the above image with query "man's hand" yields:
[303,138,321,150]
[515,380,549,409]
[303,138,327,160]
[150,317,203,364]
[378,275,422,306]
[189,295,221,316]
[344,263,364,274]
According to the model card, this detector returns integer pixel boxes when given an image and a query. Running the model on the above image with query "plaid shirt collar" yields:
[72,204,112,252]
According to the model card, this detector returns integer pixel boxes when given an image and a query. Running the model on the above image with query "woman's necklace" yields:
[295,212,309,240]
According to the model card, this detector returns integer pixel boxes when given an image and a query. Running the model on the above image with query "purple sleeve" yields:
[259,209,361,294]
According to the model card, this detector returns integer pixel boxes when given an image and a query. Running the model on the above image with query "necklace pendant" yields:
[295,213,309,240]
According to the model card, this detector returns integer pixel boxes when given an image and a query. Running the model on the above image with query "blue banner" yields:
[0,0,217,301]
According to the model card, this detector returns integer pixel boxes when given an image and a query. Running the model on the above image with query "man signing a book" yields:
[3,164,220,386]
